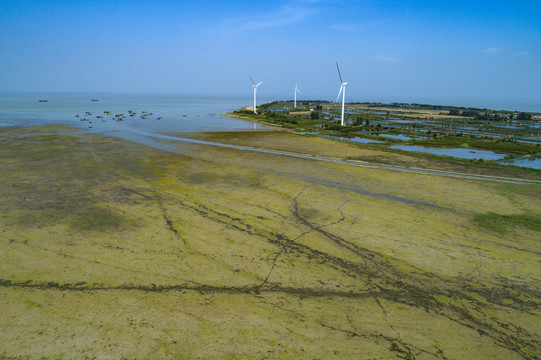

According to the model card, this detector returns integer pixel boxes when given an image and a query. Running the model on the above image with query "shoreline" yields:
[221,110,284,129]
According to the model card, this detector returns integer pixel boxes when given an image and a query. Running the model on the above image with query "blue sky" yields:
[1,0,540,105]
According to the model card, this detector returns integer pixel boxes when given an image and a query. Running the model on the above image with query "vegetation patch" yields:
[474,212,541,234]
[69,206,136,232]
[0,124,83,135]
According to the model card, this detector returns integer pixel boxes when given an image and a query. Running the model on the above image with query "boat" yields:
[38,100,48,102]
[91,99,98,102]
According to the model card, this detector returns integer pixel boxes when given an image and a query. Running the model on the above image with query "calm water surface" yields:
[0,92,269,134]
[321,135,384,144]
[498,157,541,170]
[391,145,505,161]
[379,134,415,141]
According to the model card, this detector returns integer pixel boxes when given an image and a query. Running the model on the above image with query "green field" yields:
[1,125,540,359]
[229,101,541,162]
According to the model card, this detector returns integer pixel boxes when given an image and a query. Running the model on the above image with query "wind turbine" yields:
[250,76,263,114]
[335,62,348,126]
[291,84,302,109]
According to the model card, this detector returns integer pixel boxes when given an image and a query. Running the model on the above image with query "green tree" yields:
[461,110,479,117]
[517,112,532,120]
[352,117,363,126]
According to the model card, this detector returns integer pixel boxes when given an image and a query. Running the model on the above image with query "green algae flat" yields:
[0,125,540,359]
[474,212,541,234]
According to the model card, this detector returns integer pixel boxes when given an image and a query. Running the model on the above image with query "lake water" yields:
[391,145,505,160]
[0,92,269,134]
[498,157,541,170]
[321,135,384,144]
[379,134,415,141]
[387,119,416,124]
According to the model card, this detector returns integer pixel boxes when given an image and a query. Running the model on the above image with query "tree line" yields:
[449,109,533,120]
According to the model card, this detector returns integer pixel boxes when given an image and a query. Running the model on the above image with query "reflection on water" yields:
[387,119,415,124]
[498,157,541,170]
[391,145,505,160]
[321,135,383,144]
[0,92,271,145]
[379,134,415,141]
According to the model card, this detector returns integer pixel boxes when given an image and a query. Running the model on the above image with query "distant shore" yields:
[222,101,541,172]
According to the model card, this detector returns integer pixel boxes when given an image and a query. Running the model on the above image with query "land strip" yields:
[172,130,541,184]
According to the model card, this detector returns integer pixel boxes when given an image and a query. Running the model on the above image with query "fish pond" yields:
[391,145,506,161]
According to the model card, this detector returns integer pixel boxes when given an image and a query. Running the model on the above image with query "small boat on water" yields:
[39,100,48,102]
[91,99,98,102]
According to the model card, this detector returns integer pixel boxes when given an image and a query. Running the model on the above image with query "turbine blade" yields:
[336,62,343,83]
[256,81,263,87]
[297,88,302,95]
[249,76,255,86]
[336,85,343,103]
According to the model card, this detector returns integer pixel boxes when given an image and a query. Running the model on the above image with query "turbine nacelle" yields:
[336,84,348,102]
[250,76,263,88]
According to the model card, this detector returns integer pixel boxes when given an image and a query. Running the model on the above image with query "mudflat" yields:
[1,126,540,359]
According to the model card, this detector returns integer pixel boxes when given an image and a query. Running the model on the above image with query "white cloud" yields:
[375,55,400,62]
[483,47,503,54]
[482,47,530,58]
[513,51,529,58]
[215,3,317,35]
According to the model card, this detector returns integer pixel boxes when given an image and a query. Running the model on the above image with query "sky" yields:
[1,0,540,106]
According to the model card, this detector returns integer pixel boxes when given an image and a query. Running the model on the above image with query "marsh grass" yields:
[69,206,136,232]
[474,212,541,234]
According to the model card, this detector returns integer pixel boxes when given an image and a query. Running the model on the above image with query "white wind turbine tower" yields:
[250,76,263,114]
[292,84,302,109]
[335,62,348,126]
